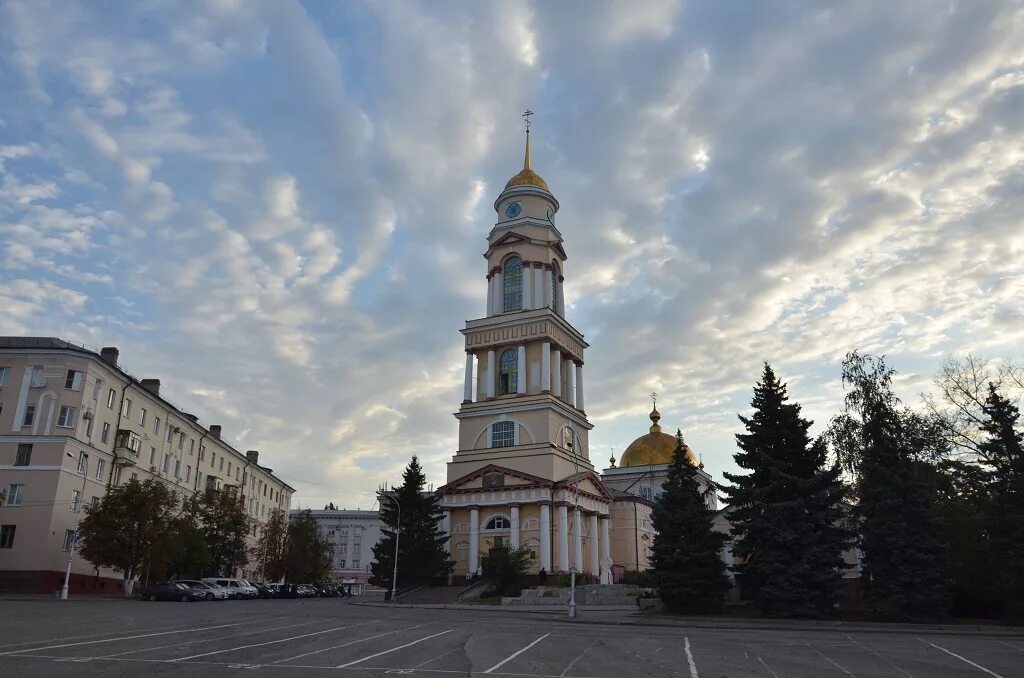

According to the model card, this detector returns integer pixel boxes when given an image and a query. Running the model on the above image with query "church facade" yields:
[436,127,716,582]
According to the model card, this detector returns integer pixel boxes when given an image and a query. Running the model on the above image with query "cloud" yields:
[1,0,1022,508]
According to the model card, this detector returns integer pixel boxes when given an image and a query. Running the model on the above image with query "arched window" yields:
[563,426,574,453]
[491,420,515,447]
[498,349,518,395]
[485,516,511,530]
[503,257,523,311]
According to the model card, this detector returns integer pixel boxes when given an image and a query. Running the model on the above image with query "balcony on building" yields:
[114,429,142,466]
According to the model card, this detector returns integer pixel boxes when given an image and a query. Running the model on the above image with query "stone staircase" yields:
[502,584,643,606]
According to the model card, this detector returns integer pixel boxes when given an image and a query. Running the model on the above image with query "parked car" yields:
[142,582,206,602]
[201,577,259,599]
[267,583,288,598]
[173,579,228,600]
[314,582,338,597]
[296,584,318,598]
[252,583,275,598]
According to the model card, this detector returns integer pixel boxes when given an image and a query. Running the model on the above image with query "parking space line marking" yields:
[0,619,238,651]
[751,649,779,678]
[172,623,360,662]
[0,620,262,656]
[96,619,323,658]
[922,640,1004,677]
[684,636,699,678]
[267,624,425,665]
[559,639,598,677]
[483,633,551,674]
[804,641,856,677]
[845,634,912,678]
[336,629,453,668]
[997,640,1023,652]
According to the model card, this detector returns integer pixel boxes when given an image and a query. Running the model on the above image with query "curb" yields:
[349,601,1024,638]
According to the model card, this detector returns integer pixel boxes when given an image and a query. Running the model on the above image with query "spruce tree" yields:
[651,431,730,613]
[371,456,452,591]
[830,352,949,621]
[978,384,1024,622]
[720,363,850,618]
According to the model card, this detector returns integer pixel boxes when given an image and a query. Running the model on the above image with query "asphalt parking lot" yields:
[1,598,1022,677]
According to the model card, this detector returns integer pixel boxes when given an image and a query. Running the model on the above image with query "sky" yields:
[2,0,1023,510]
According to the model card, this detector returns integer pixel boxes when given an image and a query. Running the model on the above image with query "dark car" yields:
[253,583,275,598]
[296,584,318,598]
[314,582,338,597]
[142,582,205,602]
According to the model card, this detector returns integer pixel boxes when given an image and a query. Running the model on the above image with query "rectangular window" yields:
[490,421,515,448]
[107,388,116,409]
[113,466,122,485]
[139,408,147,427]
[227,461,232,476]
[15,444,32,466]
[166,425,173,442]
[189,439,195,455]
[95,459,105,481]
[77,451,87,474]
[185,465,191,482]
[162,454,170,473]
[174,460,181,478]
[7,484,24,507]
[153,417,160,435]
[199,447,205,462]
[57,406,77,428]
[63,529,75,551]
[236,468,240,481]
[129,472,136,482]
[178,432,184,450]
[197,471,203,487]
[71,489,81,512]
[122,398,131,418]
[64,370,83,390]
[23,404,35,427]
[149,447,156,466]
[0,366,9,386]
[219,458,224,472]
[0,525,15,548]
[91,496,100,508]
[352,561,360,569]
[101,422,110,444]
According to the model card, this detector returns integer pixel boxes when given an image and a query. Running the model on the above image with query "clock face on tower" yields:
[505,201,522,219]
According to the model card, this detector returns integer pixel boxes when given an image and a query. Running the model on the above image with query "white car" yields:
[202,577,258,599]
[175,580,229,600]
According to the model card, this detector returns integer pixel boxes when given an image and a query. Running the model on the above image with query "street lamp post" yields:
[379,492,401,602]
[62,451,89,601]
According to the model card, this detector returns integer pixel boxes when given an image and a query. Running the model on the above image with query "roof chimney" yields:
[140,379,160,396]
[99,346,119,366]
[246,450,259,465]
[209,424,222,439]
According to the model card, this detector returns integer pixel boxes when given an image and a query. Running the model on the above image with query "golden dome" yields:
[618,407,699,468]
[504,128,551,192]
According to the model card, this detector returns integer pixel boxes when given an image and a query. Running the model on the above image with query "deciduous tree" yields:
[284,509,330,583]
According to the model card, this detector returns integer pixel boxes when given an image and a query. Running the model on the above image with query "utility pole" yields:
[61,452,89,600]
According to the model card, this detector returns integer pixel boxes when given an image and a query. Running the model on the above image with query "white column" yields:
[600,517,611,584]
[575,363,584,411]
[346,524,355,570]
[510,505,520,549]
[539,504,552,572]
[486,277,493,315]
[541,342,551,392]
[463,352,474,403]
[588,513,599,576]
[556,275,565,316]
[486,350,496,399]
[573,507,583,572]
[469,507,480,576]
[494,271,504,313]
[567,360,576,407]
[533,267,543,308]
[552,349,563,398]
[556,504,569,571]
[543,268,553,308]
[476,354,485,401]
[523,265,533,310]
[516,345,527,394]
[443,510,452,555]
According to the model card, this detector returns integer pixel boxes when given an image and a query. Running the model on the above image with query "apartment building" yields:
[298,508,382,582]
[0,337,294,593]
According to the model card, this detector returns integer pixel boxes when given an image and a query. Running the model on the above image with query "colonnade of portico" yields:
[463,343,584,411]
[442,500,611,581]
[485,261,565,318]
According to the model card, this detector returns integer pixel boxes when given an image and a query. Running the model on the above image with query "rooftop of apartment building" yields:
[0,335,295,493]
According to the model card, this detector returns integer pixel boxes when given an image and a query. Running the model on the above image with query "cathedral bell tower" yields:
[438,117,611,581]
